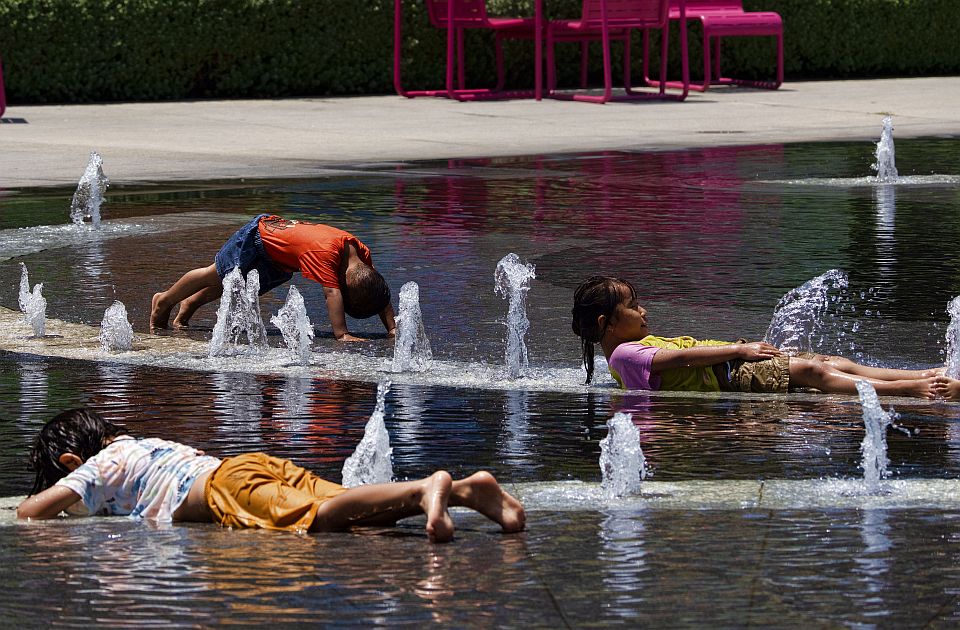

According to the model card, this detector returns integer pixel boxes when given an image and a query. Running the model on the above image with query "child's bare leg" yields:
[172,286,223,328]
[791,358,938,399]
[311,471,455,542]
[933,376,960,401]
[812,355,942,380]
[151,263,221,329]
[450,471,525,533]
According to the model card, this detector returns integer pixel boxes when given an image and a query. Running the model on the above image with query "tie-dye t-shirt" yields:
[55,436,221,522]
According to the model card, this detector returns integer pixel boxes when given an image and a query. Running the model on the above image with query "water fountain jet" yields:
[209,267,268,357]
[855,380,896,494]
[944,296,960,379]
[599,412,647,500]
[495,253,536,379]
[99,300,134,352]
[70,152,109,229]
[270,285,314,365]
[18,263,46,337]
[391,281,432,373]
[871,117,898,183]
[342,380,394,487]
[764,269,848,353]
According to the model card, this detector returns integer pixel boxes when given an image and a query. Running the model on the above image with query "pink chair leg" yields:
[494,33,507,91]
[712,36,722,83]
[0,56,5,118]
[457,28,466,90]
[580,43,589,88]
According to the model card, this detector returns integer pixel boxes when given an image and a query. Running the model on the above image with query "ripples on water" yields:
[3,139,960,625]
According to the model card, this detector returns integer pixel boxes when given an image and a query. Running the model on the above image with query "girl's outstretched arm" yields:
[651,342,781,371]
[17,486,81,520]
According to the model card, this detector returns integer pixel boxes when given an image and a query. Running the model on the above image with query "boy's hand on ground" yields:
[336,333,368,342]
[738,341,781,361]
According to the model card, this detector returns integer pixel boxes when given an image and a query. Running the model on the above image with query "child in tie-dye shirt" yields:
[18,408,525,543]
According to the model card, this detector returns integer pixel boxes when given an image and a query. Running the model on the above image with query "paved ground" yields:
[1,77,959,188]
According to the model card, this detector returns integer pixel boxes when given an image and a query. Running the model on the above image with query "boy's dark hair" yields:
[29,408,127,495]
[571,276,637,384]
[343,264,391,319]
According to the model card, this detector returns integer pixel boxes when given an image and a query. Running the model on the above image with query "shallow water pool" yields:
[2,138,960,625]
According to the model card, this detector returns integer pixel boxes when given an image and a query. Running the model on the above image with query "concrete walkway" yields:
[2,77,959,188]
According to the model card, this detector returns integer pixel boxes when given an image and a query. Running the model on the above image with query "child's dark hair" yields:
[28,408,126,495]
[571,276,636,384]
[344,264,391,319]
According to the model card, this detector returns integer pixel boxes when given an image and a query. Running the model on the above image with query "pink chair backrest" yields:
[581,0,669,28]
[425,0,490,28]
[671,0,744,10]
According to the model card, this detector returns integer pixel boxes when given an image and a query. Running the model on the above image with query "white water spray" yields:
[945,296,960,379]
[599,412,647,500]
[99,300,134,352]
[391,281,432,373]
[70,152,109,228]
[18,263,46,337]
[495,253,536,378]
[764,269,848,353]
[209,267,268,357]
[270,285,314,365]
[855,380,895,494]
[871,117,898,183]
[341,380,394,487]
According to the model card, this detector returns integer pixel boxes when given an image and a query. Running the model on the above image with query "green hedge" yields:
[0,0,957,103]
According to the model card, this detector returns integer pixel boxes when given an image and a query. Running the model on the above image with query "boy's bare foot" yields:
[171,313,191,329]
[452,471,526,534]
[421,471,455,543]
[933,376,960,400]
[149,292,171,330]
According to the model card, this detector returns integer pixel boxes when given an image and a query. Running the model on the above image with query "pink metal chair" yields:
[0,55,6,118]
[545,0,689,104]
[394,0,537,101]
[648,0,782,91]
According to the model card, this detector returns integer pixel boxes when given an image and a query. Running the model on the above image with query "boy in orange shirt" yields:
[150,214,396,341]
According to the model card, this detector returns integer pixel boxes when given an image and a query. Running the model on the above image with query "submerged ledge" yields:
[5,478,960,527]
[2,304,957,404]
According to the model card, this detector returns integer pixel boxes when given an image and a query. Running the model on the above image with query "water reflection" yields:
[599,510,647,617]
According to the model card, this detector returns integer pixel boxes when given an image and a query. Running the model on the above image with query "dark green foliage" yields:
[0,0,957,103]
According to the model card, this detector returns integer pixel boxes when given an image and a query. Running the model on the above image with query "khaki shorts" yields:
[205,452,347,531]
[716,352,817,394]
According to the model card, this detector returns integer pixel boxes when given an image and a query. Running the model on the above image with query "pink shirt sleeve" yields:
[608,343,662,390]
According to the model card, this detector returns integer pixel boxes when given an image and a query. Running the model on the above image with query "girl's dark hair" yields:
[28,408,127,495]
[571,276,636,384]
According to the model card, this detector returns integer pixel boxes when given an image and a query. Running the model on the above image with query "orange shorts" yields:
[205,452,347,532]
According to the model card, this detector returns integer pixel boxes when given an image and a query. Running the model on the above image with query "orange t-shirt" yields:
[256,215,372,289]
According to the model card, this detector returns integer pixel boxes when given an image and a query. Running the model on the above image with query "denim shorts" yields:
[215,214,293,295]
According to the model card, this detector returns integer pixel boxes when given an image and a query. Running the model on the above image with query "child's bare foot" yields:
[452,471,526,534]
[900,376,939,399]
[171,313,191,329]
[933,376,960,400]
[150,293,171,330]
[421,471,455,543]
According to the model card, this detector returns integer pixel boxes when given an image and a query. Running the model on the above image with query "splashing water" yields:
[342,380,394,487]
[945,296,960,378]
[495,253,536,379]
[599,412,647,500]
[209,267,268,357]
[99,301,134,352]
[391,281,432,373]
[18,263,47,337]
[764,269,849,353]
[856,380,895,494]
[871,117,898,183]
[70,152,110,228]
[269,285,314,365]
